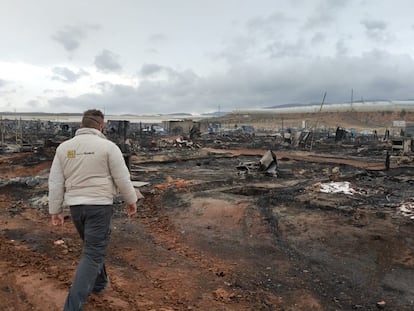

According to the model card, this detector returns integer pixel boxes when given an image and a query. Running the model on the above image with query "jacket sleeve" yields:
[107,143,138,204]
[48,153,65,214]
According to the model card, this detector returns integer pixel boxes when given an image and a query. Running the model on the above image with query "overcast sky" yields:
[1,0,414,115]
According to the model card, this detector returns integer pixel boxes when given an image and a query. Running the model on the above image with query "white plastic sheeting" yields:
[398,200,414,220]
[313,181,359,195]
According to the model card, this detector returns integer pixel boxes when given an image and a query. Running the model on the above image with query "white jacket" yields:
[48,128,138,214]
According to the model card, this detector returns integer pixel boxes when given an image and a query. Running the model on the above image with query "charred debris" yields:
[1,115,414,310]
[1,115,413,166]
[2,116,414,204]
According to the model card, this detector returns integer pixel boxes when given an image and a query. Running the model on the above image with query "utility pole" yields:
[310,92,327,151]
[20,117,23,145]
[0,116,3,150]
[350,89,354,111]
[15,118,18,144]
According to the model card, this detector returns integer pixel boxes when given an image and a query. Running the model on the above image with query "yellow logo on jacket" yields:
[67,150,76,158]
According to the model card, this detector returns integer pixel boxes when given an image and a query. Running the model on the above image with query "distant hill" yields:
[265,102,315,109]
[0,112,82,116]
[201,111,229,117]
[265,99,414,110]
[244,100,414,114]
[164,112,193,116]
[223,108,414,131]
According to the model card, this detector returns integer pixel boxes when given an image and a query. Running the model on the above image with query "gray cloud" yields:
[216,11,299,65]
[324,0,348,9]
[362,19,387,31]
[266,38,306,58]
[335,38,348,56]
[47,51,414,115]
[139,64,164,77]
[148,33,168,44]
[310,32,327,45]
[146,33,168,56]
[246,12,293,37]
[52,67,89,83]
[94,49,122,72]
[3,0,414,117]
[304,0,348,29]
[51,24,100,52]
[361,19,392,43]
[218,10,313,64]
[215,35,257,65]
[48,67,202,114]
[0,80,19,97]
[26,99,42,109]
[304,10,333,29]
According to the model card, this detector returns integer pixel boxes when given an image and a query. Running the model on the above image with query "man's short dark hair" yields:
[81,109,105,129]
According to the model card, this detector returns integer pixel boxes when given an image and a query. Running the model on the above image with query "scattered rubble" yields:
[398,199,414,220]
[0,112,414,310]
[310,181,360,195]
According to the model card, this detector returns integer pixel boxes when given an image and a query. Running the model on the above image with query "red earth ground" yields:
[0,145,413,311]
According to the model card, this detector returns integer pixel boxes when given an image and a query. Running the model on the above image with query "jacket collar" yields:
[75,127,106,139]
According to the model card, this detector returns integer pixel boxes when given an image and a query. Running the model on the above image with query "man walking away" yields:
[48,109,138,310]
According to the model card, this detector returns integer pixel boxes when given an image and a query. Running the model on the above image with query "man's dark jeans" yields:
[63,205,113,311]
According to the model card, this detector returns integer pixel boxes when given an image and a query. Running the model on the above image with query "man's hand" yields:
[125,203,137,217]
[51,213,64,226]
